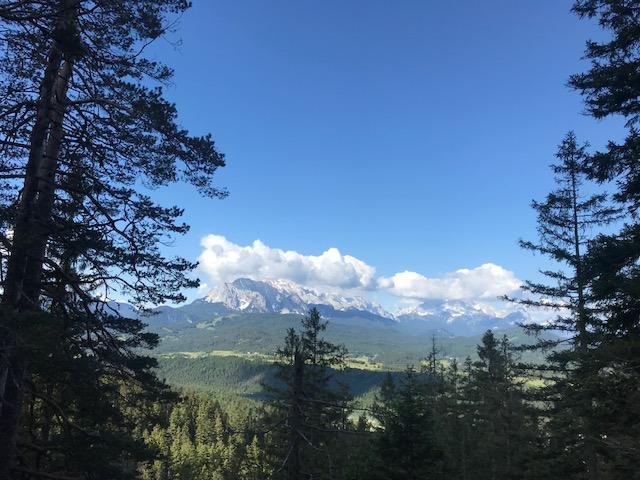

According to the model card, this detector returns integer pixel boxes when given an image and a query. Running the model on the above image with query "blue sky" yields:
[148,0,625,307]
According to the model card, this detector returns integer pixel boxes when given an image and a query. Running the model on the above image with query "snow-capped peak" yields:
[205,278,392,318]
[396,299,530,335]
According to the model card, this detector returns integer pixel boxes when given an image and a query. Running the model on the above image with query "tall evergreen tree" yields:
[371,367,442,480]
[466,331,538,480]
[266,308,352,480]
[568,1,640,474]
[512,131,620,478]
[432,358,474,480]
[0,1,225,477]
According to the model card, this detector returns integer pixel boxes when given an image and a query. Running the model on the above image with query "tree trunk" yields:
[570,167,599,480]
[0,1,75,476]
[287,349,304,480]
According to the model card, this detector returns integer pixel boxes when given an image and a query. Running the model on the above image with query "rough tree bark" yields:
[0,1,76,477]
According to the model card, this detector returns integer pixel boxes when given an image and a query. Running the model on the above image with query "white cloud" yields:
[379,263,522,300]
[198,235,522,301]
[198,235,377,291]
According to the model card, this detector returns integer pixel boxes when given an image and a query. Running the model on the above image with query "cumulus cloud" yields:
[379,263,522,300]
[198,235,522,301]
[198,235,377,291]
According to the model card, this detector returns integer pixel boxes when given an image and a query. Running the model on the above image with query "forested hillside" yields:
[156,353,403,406]
[149,310,545,364]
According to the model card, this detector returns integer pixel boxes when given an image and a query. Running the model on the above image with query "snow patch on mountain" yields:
[205,278,391,318]
[396,299,530,335]
[397,300,519,319]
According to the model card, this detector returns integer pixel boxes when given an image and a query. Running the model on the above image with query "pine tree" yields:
[0,1,225,477]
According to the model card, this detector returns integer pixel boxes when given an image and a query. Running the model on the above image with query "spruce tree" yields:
[266,308,352,480]
[370,367,441,480]
[138,393,266,480]
[569,1,640,474]
[466,331,538,480]
[513,131,619,477]
[241,435,272,480]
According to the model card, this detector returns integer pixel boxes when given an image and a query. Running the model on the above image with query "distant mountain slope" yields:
[396,299,529,336]
[137,278,546,403]
[204,278,392,318]
[139,277,529,337]
[149,311,543,365]
[154,327,547,405]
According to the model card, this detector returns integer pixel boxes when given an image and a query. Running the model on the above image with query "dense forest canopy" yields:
[0,1,638,479]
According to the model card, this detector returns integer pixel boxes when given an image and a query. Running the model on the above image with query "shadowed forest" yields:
[0,1,639,479]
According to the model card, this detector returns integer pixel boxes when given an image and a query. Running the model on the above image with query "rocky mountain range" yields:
[395,298,528,336]
[138,277,528,337]
[204,277,390,317]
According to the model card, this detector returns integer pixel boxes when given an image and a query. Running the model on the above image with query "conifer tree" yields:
[138,393,267,480]
[568,1,640,474]
[371,367,441,480]
[241,435,272,480]
[0,1,225,477]
[434,359,473,480]
[266,308,352,480]
[466,331,538,480]
[513,131,620,477]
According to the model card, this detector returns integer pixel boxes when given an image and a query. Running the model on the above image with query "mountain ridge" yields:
[204,277,392,319]
[135,277,529,337]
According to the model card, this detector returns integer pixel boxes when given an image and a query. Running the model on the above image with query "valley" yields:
[142,277,546,403]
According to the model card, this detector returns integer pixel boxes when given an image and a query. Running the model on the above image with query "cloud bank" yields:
[378,264,522,300]
[199,235,377,291]
[198,235,522,301]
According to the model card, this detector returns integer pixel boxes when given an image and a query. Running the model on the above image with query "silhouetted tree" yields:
[511,131,620,477]
[569,1,640,475]
[466,331,539,480]
[266,308,352,480]
[371,367,441,480]
[0,1,225,477]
